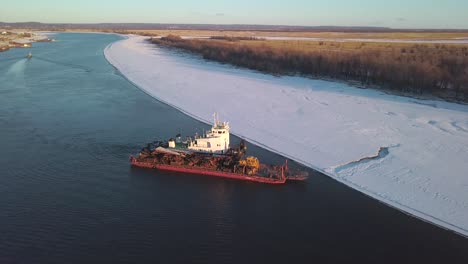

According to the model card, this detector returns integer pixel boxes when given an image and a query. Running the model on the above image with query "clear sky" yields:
[1,0,467,29]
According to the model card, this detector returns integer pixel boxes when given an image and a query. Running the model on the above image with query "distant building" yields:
[1,31,7,35]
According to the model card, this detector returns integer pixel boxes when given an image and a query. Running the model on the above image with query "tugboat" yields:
[130,114,308,184]
[26,52,32,59]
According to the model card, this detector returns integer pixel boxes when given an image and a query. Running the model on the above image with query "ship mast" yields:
[213,112,220,127]
[213,112,216,127]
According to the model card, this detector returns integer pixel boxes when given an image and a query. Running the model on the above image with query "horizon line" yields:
[1,21,467,31]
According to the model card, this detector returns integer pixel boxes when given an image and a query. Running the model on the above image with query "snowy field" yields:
[105,35,468,237]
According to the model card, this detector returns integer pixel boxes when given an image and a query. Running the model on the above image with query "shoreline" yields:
[104,35,468,238]
[0,31,54,53]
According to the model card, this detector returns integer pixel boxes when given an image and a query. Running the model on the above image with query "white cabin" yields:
[187,114,230,154]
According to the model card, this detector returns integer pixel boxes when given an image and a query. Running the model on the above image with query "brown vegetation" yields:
[209,36,264,41]
[151,35,468,101]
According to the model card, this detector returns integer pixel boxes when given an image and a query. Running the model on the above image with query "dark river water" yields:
[0,33,467,263]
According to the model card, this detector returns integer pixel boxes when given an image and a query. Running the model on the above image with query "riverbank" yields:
[101,28,468,40]
[0,31,54,53]
[105,35,468,237]
[151,35,468,102]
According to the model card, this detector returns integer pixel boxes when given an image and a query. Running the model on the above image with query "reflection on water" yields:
[0,33,467,264]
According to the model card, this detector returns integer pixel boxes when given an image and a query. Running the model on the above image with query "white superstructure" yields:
[187,113,230,154]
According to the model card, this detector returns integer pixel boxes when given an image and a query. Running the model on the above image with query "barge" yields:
[130,114,307,184]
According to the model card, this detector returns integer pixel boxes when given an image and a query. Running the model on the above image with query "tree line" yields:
[151,35,468,102]
[209,36,264,41]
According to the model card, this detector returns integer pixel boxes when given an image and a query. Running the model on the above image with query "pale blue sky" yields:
[1,0,467,29]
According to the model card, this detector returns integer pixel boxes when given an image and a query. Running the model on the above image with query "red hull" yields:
[130,156,287,184]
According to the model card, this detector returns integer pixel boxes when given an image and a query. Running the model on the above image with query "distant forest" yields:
[0,22,418,31]
[151,35,468,102]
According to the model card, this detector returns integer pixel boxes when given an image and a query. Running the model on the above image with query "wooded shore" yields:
[151,35,468,102]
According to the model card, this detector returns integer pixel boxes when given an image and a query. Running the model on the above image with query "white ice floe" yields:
[105,35,468,237]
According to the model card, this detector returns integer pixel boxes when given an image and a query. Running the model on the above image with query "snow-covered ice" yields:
[105,35,468,237]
